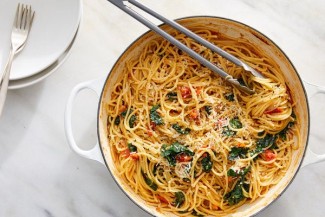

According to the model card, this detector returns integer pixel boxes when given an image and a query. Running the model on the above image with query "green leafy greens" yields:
[172,123,191,135]
[222,117,242,137]
[114,116,120,125]
[222,126,236,137]
[128,143,137,153]
[150,104,164,125]
[224,178,249,205]
[173,191,185,208]
[191,210,204,217]
[166,92,178,101]
[250,134,277,157]
[224,166,251,205]
[153,163,159,176]
[224,93,235,102]
[129,114,137,128]
[227,166,251,177]
[117,108,136,128]
[229,117,242,129]
[161,142,194,166]
[204,105,213,115]
[141,170,158,191]
[201,153,213,172]
[228,147,248,161]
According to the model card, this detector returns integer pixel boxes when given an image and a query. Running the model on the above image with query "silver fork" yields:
[0,3,35,117]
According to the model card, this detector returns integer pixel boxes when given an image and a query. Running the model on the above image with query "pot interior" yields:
[98,17,309,216]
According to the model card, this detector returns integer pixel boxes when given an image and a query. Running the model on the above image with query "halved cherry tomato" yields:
[130,153,139,160]
[261,149,276,161]
[175,153,192,162]
[120,148,130,158]
[227,176,236,183]
[203,200,210,206]
[202,153,208,158]
[118,105,127,113]
[212,204,219,210]
[195,87,202,95]
[237,143,245,147]
[156,195,168,204]
[120,149,139,160]
[147,128,153,137]
[178,86,192,99]
[203,200,219,210]
[264,107,282,114]
[189,109,199,120]
[150,121,157,131]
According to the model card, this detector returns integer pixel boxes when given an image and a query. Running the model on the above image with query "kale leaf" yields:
[278,122,294,140]
[119,108,136,128]
[228,147,249,161]
[114,116,120,125]
[191,210,204,217]
[167,92,178,101]
[201,153,213,172]
[229,117,242,129]
[250,134,277,157]
[227,166,251,177]
[224,166,251,205]
[172,123,191,135]
[173,191,185,208]
[141,170,158,191]
[204,105,213,115]
[150,104,164,125]
[222,117,242,137]
[121,109,132,117]
[128,143,137,153]
[161,142,194,166]
[224,93,235,102]
[227,168,238,177]
[222,126,236,137]
[129,114,137,128]
[153,163,159,176]
[224,177,248,205]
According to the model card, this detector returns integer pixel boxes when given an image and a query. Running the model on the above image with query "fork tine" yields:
[25,5,35,32]
[25,5,30,31]
[21,5,27,29]
[14,3,21,29]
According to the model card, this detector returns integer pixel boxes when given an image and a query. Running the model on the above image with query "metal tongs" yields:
[107,0,265,94]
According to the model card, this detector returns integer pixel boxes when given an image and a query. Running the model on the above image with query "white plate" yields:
[8,23,80,89]
[0,0,82,80]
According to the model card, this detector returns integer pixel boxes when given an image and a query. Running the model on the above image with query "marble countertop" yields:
[1,0,325,216]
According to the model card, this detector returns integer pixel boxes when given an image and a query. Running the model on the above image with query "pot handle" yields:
[64,78,106,165]
[301,81,325,167]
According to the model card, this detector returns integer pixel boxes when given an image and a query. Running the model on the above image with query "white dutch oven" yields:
[64,17,325,216]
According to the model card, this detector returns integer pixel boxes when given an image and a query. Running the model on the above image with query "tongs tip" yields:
[226,77,255,95]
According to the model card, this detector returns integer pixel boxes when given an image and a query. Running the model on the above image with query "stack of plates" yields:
[0,0,82,89]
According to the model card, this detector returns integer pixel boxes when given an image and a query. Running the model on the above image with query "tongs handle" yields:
[107,0,257,94]
[129,0,264,80]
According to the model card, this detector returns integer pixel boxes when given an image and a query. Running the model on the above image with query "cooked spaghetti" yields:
[105,24,298,216]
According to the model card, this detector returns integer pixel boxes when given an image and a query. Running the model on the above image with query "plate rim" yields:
[1,0,83,80]
[8,19,81,89]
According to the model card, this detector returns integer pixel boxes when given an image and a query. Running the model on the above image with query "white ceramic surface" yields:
[0,0,81,80]
[8,24,80,90]
[0,0,324,217]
